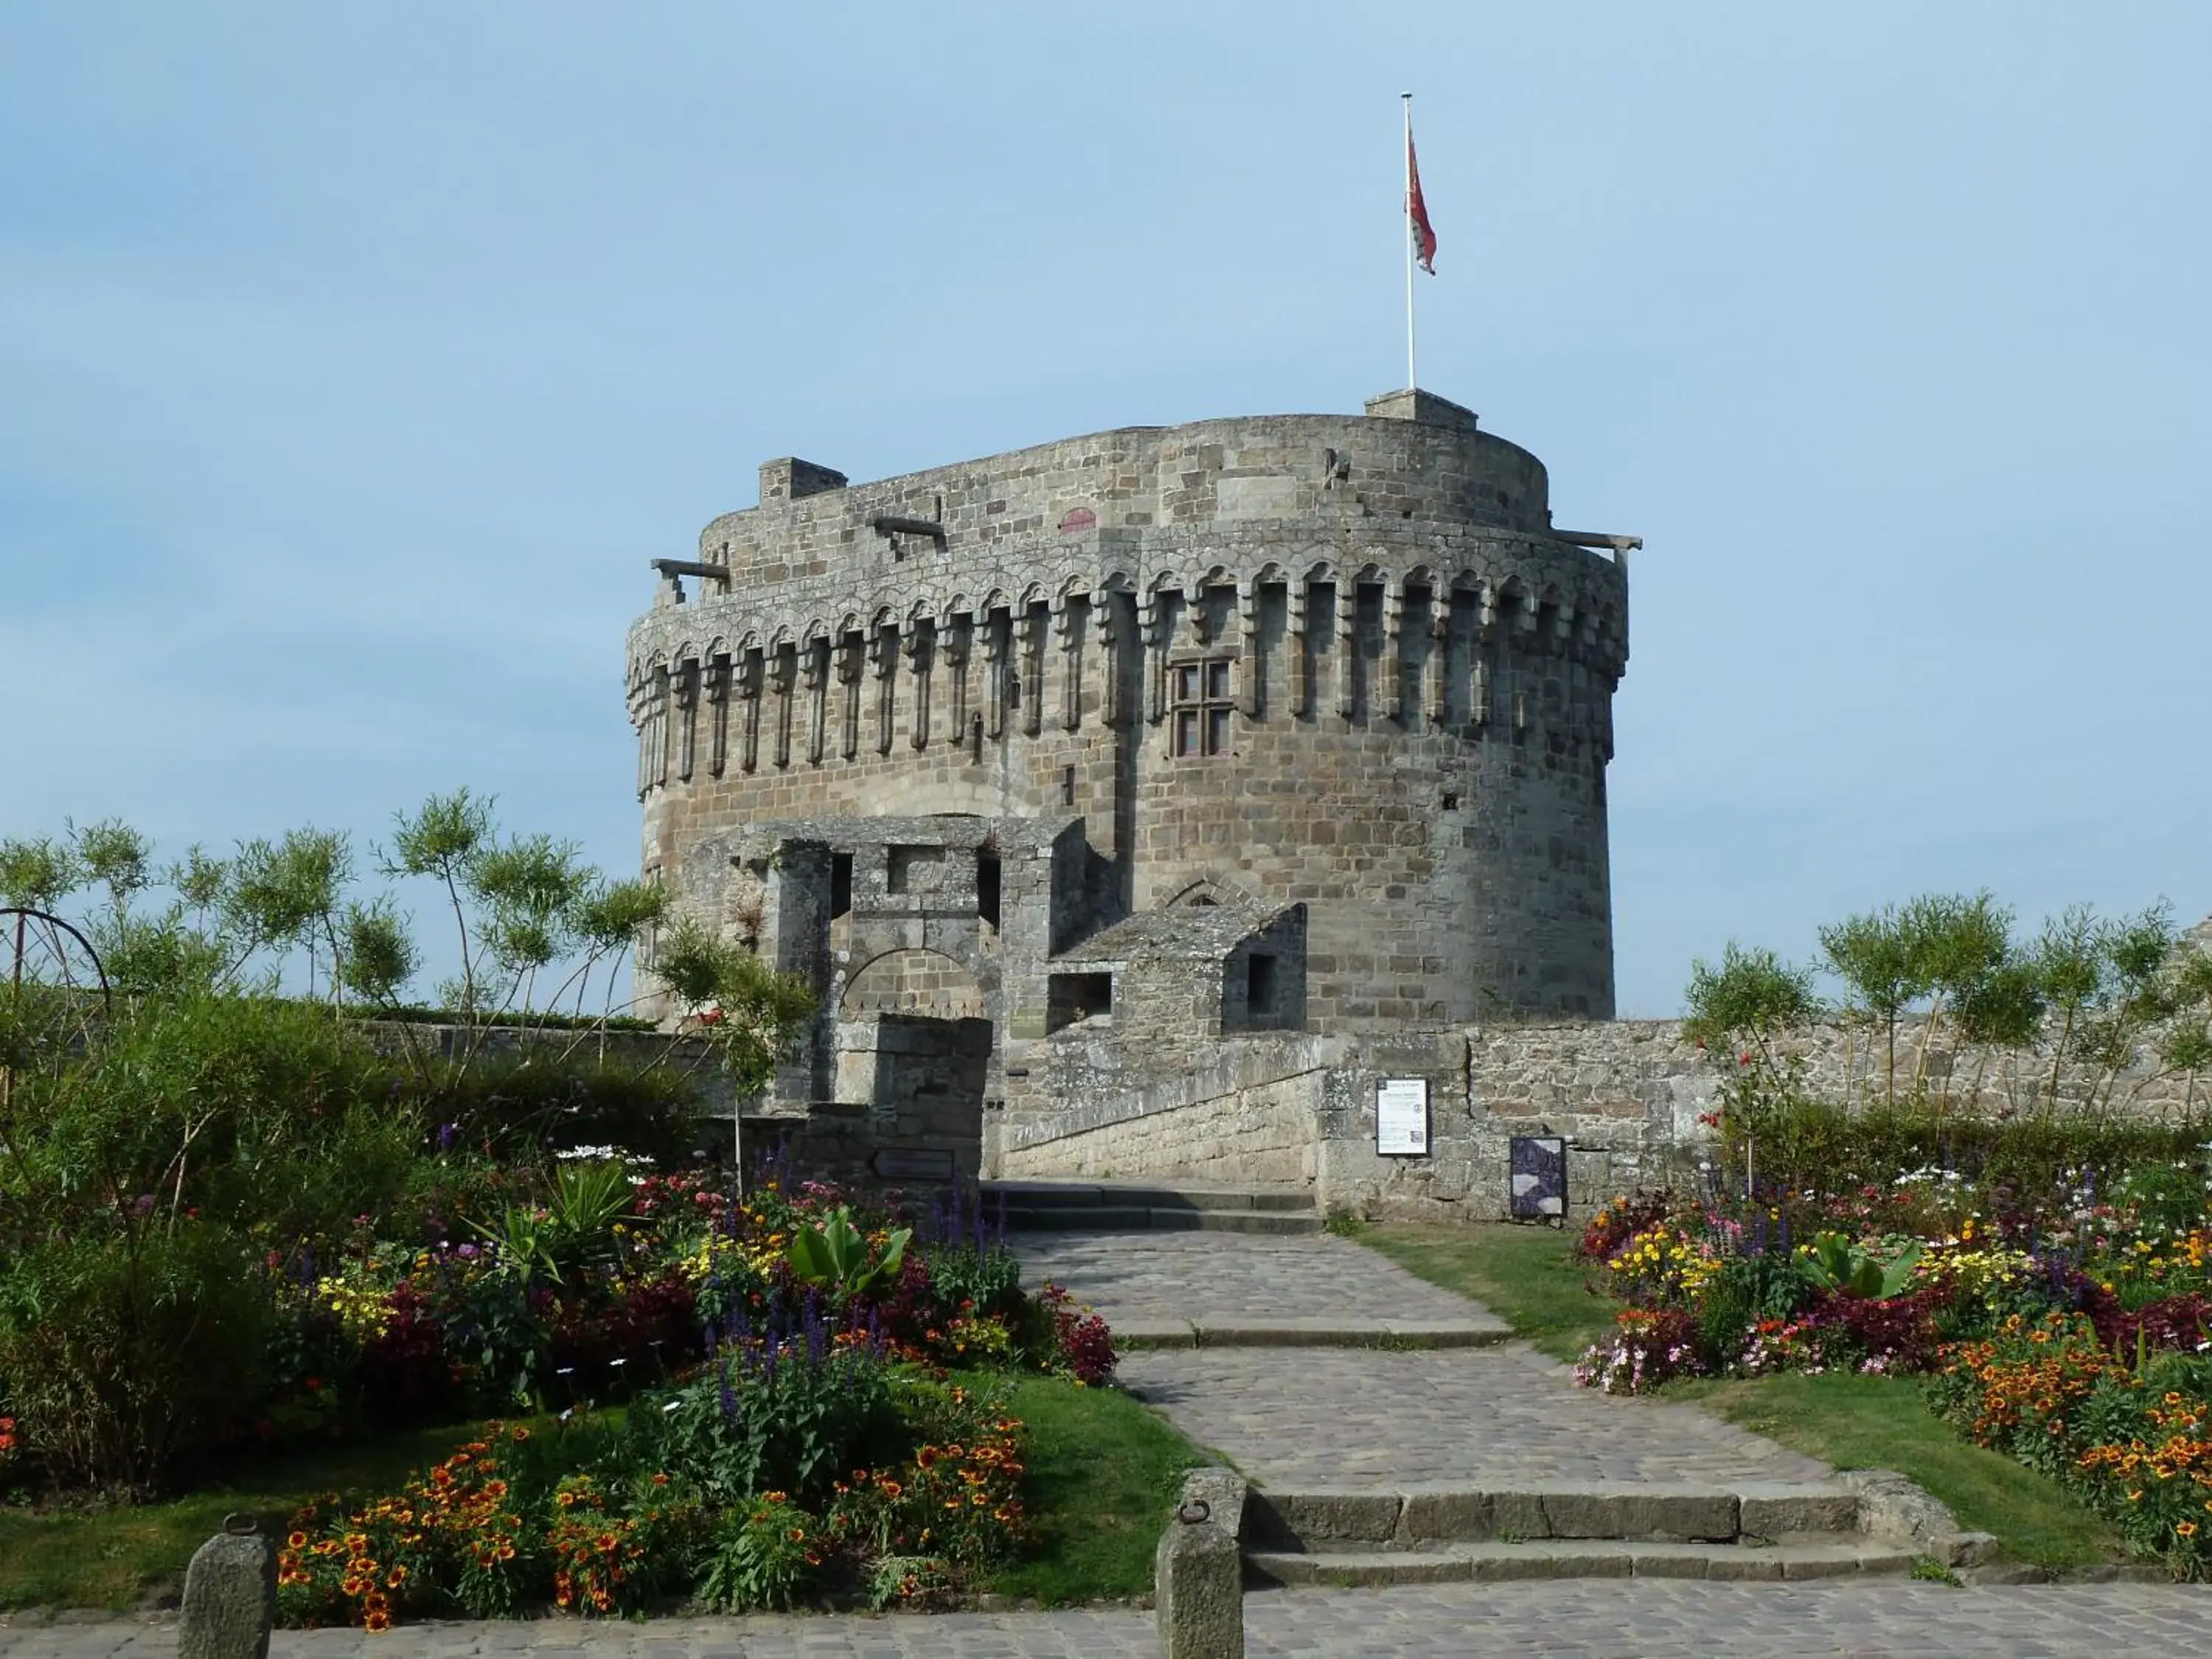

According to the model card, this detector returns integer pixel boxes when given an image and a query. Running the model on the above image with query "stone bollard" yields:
[1156,1469,1245,1659]
[179,1513,276,1659]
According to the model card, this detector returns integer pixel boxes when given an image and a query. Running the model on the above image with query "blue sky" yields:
[3,2,2206,1016]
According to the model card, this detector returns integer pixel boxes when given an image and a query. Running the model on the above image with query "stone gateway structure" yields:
[625,388,1642,1212]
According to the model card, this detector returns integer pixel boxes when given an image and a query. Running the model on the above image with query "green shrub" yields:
[0,1224,274,1494]
[925,1244,1024,1320]
[622,1342,902,1509]
[696,1493,818,1611]
[1725,1093,2209,1203]
[399,1056,708,1166]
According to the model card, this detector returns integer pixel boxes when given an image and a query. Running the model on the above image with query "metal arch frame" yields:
[1,908,113,1020]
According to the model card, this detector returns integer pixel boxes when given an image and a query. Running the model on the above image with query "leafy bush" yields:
[696,1493,817,1612]
[623,1313,902,1508]
[0,1224,274,1493]
[1721,1094,2210,1207]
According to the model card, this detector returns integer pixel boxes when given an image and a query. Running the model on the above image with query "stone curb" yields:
[1113,1318,1511,1350]
[1246,1540,1927,1586]
[1837,1469,1999,1568]
[1248,1481,1867,1548]
[1960,1562,2180,1586]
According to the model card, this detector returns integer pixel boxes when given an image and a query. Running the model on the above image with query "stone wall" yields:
[994,1032,1329,1184]
[741,1098,984,1192]
[990,1012,2211,1221]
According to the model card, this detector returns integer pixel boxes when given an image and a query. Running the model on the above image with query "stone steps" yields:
[1232,1479,1997,1584]
[1248,1481,1866,1550]
[1116,1315,1511,1349]
[982,1180,1322,1235]
[1245,1538,1924,1585]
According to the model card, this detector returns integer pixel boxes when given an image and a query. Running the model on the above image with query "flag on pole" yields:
[1407,126,1437,274]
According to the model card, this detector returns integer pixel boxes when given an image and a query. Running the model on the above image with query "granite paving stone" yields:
[1118,1343,1831,1487]
[13,1584,2212,1656]
[1019,1231,1830,1488]
[1008,1231,1486,1328]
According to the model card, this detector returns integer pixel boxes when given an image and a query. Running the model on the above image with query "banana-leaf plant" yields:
[787,1206,911,1299]
[1798,1230,1922,1300]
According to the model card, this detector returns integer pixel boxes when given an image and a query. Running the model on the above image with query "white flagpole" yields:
[1402,91,1416,390]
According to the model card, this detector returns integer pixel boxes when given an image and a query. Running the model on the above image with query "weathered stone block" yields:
[1540,1487,1736,1542]
[1155,1508,1242,1659]
[1736,1484,1860,1537]
[178,1523,275,1659]
[1259,1489,1402,1545]
[1397,1486,1492,1543]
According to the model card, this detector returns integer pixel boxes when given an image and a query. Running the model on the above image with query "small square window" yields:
[1168,655,1237,759]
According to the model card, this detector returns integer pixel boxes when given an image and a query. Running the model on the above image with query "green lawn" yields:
[984,1374,1210,1604]
[0,1419,529,1613]
[1674,1373,2122,1568]
[1358,1220,1613,1360]
[1355,1220,2126,1569]
[0,1375,1208,1613]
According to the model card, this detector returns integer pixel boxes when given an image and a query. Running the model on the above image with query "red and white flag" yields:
[1407,127,1438,274]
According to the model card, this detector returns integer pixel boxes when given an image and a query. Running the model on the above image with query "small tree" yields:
[1683,942,1820,1193]
[651,916,819,1192]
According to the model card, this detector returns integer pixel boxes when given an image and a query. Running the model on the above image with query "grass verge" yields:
[0,1419,530,1613]
[1357,1220,1613,1360]
[1357,1220,2125,1568]
[1674,1372,2123,1568]
[985,1373,1210,1604]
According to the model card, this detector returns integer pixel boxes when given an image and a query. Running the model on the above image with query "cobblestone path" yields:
[1119,1345,1829,1487]
[15,1582,2212,1657]
[1012,1231,1829,1488]
[1009,1233,1479,1326]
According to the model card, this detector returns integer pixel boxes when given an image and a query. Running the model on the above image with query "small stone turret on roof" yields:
[1363,386,1478,431]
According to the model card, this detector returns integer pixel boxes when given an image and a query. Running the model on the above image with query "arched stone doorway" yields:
[835,947,992,1114]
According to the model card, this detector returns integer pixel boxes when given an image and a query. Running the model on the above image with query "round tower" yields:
[625,388,1631,1035]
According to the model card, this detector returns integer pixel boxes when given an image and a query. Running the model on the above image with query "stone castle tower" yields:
[625,389,1634,1180]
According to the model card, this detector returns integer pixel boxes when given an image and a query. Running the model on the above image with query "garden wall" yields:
[989,1010,2209,1222]
[740,1098,984,1192]
[1322,1014,2208,1223]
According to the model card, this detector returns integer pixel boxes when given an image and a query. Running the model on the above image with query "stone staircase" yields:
[981,1179,1321,1235]
[1237,1478,1986,1585]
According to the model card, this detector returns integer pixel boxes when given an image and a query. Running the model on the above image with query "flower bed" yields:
[1,1148,1114,1623]
[1572,1153,2212,1576]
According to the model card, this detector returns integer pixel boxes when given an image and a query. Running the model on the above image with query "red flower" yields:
[1738,1051,1752,1067]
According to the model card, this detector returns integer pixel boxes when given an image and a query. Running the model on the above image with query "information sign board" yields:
[1376,1077,1430,1156]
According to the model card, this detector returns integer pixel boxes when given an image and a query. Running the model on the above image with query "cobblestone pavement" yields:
[13,1582,2212,1657]
[1009,1232,1479,1327]
[1118,1343,1831,1486]
[1017,1231,1829,1488]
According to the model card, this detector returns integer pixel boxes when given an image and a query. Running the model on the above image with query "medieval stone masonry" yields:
[627,388,1641,1208]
